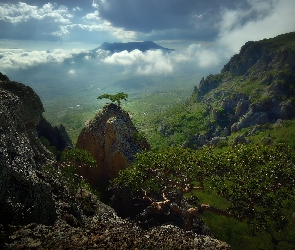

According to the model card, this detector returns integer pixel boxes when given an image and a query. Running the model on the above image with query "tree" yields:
[56,148,97,197]
[97,92,128,106]
[112,144,295,247]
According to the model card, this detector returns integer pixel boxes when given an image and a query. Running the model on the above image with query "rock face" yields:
[36,116,73,151]
[0,76,56,226]
[76,103,150,185]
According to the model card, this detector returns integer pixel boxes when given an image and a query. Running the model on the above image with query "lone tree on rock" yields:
[97,92,128,107]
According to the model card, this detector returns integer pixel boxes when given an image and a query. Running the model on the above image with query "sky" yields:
[0,0,295,78]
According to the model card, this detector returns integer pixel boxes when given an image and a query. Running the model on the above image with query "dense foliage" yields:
[61,148,96,168]
[58,148,97,195]
[112,144,295,240]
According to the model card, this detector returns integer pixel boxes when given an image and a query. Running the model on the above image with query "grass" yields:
[188,187,258,248]
[202,212,273,250]
[188,183,295,249]
[257,32,295,51]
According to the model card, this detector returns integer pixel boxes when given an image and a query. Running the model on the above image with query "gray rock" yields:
[0,84,56,226]
[232,135,247,147]
[274,119,285,128]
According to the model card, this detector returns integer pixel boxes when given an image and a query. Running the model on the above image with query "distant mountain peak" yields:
[97,41,174,53]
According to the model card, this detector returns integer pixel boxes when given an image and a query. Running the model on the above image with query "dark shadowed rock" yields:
[232,135,248,147]
[0,78,56,226]
[0,72,9,81]
[36,116,73,151]
[0,80,44,129]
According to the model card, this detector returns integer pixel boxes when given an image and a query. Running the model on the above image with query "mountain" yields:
[151,32,295,149]
[97,41,174,53]
[68,41,173,61]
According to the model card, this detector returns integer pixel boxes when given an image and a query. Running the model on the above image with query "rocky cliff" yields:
[184,32,295,148]
[0,75,56,226]
[0,73,229,249]
[76,103,150,185]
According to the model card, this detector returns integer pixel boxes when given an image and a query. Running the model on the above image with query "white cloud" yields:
[101,44,224,75]
[103,49,173,75]
[0,43,221,75]
[73,6,83,12]
[55,21,136,41]
[0,48,84,71]
[95,49,111,59]
[182,44,221,68]
[217,0,295,53]
[0,2,72,24]
[68,69,76,75]
[52,26,71,37]
[84,10,100,20]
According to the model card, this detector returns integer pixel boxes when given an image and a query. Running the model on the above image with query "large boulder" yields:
[76,103,150,185]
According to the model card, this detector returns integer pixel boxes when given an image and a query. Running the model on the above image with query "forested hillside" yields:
[138,32,295,151]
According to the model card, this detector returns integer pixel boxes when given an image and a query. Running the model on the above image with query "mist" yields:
[0,43,226,109]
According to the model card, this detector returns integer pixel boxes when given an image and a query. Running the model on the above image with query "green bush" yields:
[55,148,97,197]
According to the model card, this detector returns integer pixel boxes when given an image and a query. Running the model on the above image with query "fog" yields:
[0,43,227,108]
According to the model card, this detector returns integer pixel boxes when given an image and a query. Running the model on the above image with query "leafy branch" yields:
[97,92,128,106]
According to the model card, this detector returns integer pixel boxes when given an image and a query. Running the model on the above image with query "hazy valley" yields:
[2,41,222,143]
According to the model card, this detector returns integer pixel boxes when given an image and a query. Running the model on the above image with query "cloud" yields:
[101,44,224,75]
[0,2,72,24]
[0,48,84,71]
[0,1,120,43]
[73,6,83,12]
[217,0,295,53]
[68,69,76,75]
[1,0,292,48]
[53,21,136,42]
[0,2,75,41]
[0,1,136,43]
[92,0,241,42]
[103,49,173,75]
[0,42,225,77]
[185,44,221,68]
[84,10,100,20]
